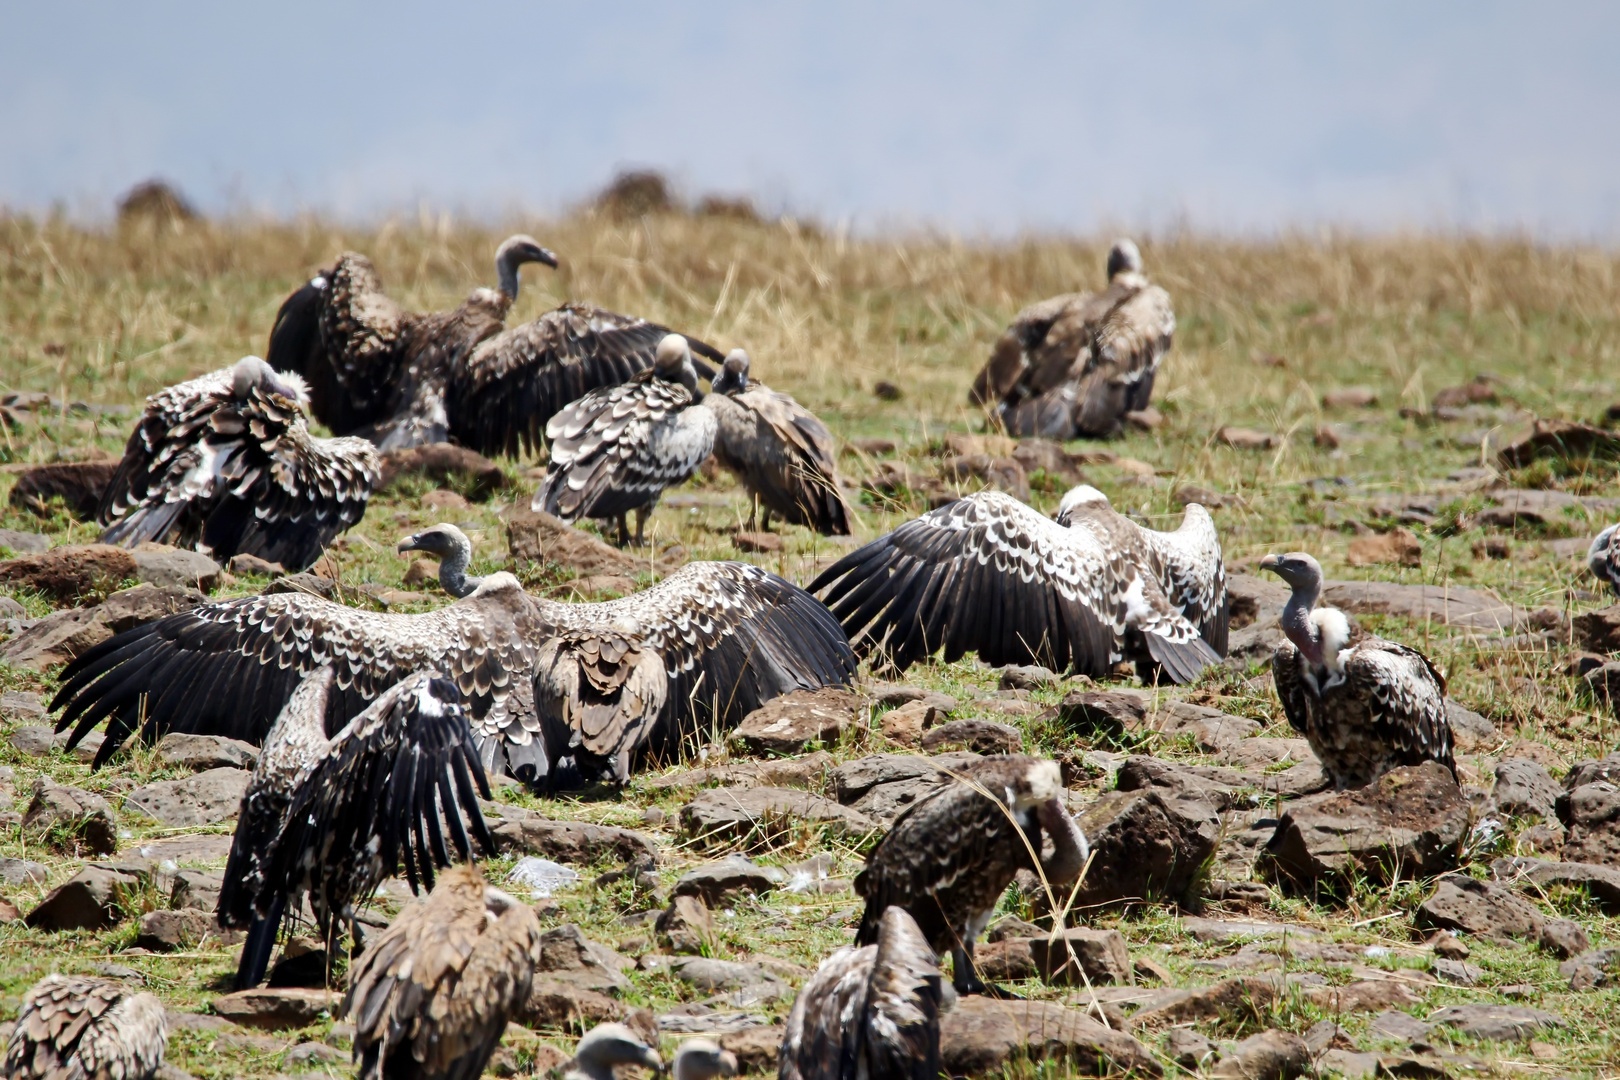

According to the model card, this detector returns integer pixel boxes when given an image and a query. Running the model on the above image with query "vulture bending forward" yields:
[534,334,717,546]
[854,756,1088,995]
[4,974,168,1080]
[780,905,942,1080]
[97,357,379,572]
[219,669,495,989]
[345,863,542,1080]
[970,238,1173,439]
[1261,552,1455,789]
[561,1024,664,1080]
[811,485,1225,684]
[1589,524,1620,597]
[708,349,854,535]
[51,558,855,792]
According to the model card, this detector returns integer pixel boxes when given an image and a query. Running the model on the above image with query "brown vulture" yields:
[4,974,168,1080]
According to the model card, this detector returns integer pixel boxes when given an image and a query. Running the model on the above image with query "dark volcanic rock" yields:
[728,687,864,756]
[155,733,260,772]
[534,924,632,993]
[10,460,118,519]
[211,988,341,1030]
[508,509,680,575]
[1116,755,1246,812]
[170,869,224,911]
[1558,782,1620,865]
[1490,758,1560,821]
[1492,856,1620,912]
[1427,1003,1565,1041]
[674,855,782,905]
[1070,789,1220,907]
[27,864,146,931]
[827,752,980,827]
[680,787,876,844]
[130,549,221,592]
[919,718,1022,754]
[999,664,1060,691]
[939,997,1161,1078]
[1573,608,1620,654]
[1537,918,1590,959]
[135,908,240,951]
[1263,762,1468,889]
[1415,873,1545,941]
[0,544,136,604]
[377,444,507,498]
[97,583,208,631]
[23,777,117,855]
[1560,947,1620,990]
[1026,928,1133,986]
[657,895,717,955]
[1563,754,1620,790]
[122,767,250,827]
[1211,1030,1308,1080]
[493,817,657,864]
[1048,691,1145,737]
[0,608,112,669]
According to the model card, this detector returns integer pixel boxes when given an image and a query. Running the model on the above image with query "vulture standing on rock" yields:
[708,349,854,535]
[344,863,542,1080]
[219,668,495,989]
[51,534,856,791]
[4,974,168,1080]
[812,485,1225,684]
[96,356,379,572]
[854,755,1088,996]
[780,905,942,1080]
[970,238,1173,439]
[1260,551,1455,789]
[534,333,717,546]
[1588,524,1620,596]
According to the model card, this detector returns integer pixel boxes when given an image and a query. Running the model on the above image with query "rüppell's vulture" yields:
[562,1024,664,1080]
[219,669,495,989]
[672,1040,739,1080]
[96,356,379,572]
[971,238,1174,439]
[344,863,542,1080]
[534,333,717,546]
[4,974,168,1080]
[1589,524,1620,597]
[708,349,854,535]
[811,485,1225,684]
[854,755,1088,996]
[1260,551,1455,789]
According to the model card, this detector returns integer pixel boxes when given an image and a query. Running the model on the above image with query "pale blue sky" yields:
[4,2,1618,236]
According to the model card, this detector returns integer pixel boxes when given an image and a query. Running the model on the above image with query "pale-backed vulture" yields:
[4,974,168,1080]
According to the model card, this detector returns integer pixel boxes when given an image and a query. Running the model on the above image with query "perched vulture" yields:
[534,334,717,546]
[811,485,1225,684]
[708,349,854,535]
[780,905,942,1080]
[4,974,168,1080]
[1260,552,1455,789]
[51,554,855,792]
[970,238,1173,439]
[219,669,495,989]
[268,235,722,452]
[854,755,1088,995]
[1589,525,1620,596]
[345,863,542,1080]
[562,1023,664,1080]
[96,356,379,572]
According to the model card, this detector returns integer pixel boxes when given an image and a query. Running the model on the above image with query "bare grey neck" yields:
[437,537,482,599]
[1280,577,1324,666]
[496,253,523,300]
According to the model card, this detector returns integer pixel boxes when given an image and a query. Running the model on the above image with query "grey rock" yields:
[867,683,956,711]
[135,908,238,951]
[1048,690,1147,737]
[728,687,864,756]
[0,856,49,886]
[1537,918,1591,959]
[970,938,1038,981]
[1026,927,1132,985]
[492,817,657,864]
[1116,755,1246,812]
[644,754,834,792]
[26,864,146,931]
[1432,958,1483,985]
[171,868,224,911]
[133,833,234,865]
[265,572,338,599]
[1559,781,1620,865]
[211,987,341,1030]
[1426,1003,1565,1041]
[1226,573,1292,626]
[1415,873,1545,942]
[680,786,876,843]
[1071,788,1220,908]
[830,753,977,805]
[1559,947,1620,991]
[1490,758,1559,821]
[0,607,111,670]
[1319,578,1521,632]
[1370,1009,1432,1042]
[9,725,53,756]
[123,767,250,827]
[657,895,716,955]
[0,528,51,554]
[1218,736,1316,770]
[998,664,1059,691]
[1444,700,1498,750]
[131,548,222,591]
[1210,1030,1309,1080]
[227,553,285,578]
[919,718,1022,754]
[670,957,783,992]
[96,582,208,633]
[1563,754,1620,790]
[1145,701,1261,751]
[1317,1050,1381,1078]
[23,776,117,854]
[1165,1028,1220,1070]
[674,855,783,906]
[939,997,1162,1077]
[1179,918,1321,944]
[154,733,260,771]
[1492,856,1620,912]
[285,1042,345,1066]
[535,924,632,992]
[0,690,45,721]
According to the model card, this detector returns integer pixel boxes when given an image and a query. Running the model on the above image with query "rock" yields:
[97,583,208,632]
[508,509,677,576]
[1319,579,1522,632]
[1070,789,1220,908]
[645,754,835,792]
[1048,690,1146,737]
[1128,977,1280,1030]
[971,938,1038,981]
[264,571,339,599]
[211,987,341,1030]
[1492,417,1620,468]
[227,553,284,578]
[0,856,49,886]
[123,767,250,827]
[0,607,111,669]
[1573,607,1620,654]
[492,817,657,864]
[1433,958,1483,985]
[729,688,865,755]
[1537,918,1590,959]
[1346,528,1422,568]
[1490,758,1558,820]
[420,488,470,511]
[0,528,50,554]
[0,896,20,922]
[657,895,717,955]
[868,684,957,711]
[171,869,224,911]
[23,777,117,854]
[1492,856,1620,912]
[1210,1030,1309,1080]
[0,543,136,603]
[1174,485,1236,509]
[155,733,260,771]
[1371,1009,1432,1042]
[1144,701,1261,751]
[939,997,1161,1077]
[732,531,783,554]
[1426,1003,1565,1041]
[1444,700,1498,750]
[9,461,118,519]
[920,718,1021,754]
[377,444,507,497]
[999,664,1059,691]
[133,834,234,865]
[523,980,634,1029]
[1218,426,1275,450]
[9,726,55,756]
[942,454,1029,502]
[680,787,876,844]
[1559,947,1620,990]
[1563,753,1620,790]
[1301,980,1421,1013]
[1124,407,1164,431]
[26,864,145,931]
[1559,782,1620,865]
[674,855,782,905]
[1323,387,1378,409]
[130,548,222,592]
[828,752,981,826]
[849,437,896,456]
[1027,928,1133,986]
[1179,918,1320,944]
[720,1024,783,1074]
[285,1041,345,1066]
[1115,757,1246,812]
[879,699,944,746]
[1165,1028,1220,1071]
[670,957,785,993]
[535,924,632,993]
[0,690,45,721]
[1415,874,1545,942]
[1263,762,1469,888]
[135,908,240,951]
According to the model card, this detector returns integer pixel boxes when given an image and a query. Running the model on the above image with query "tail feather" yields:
[1144,632,1219,686]
[235,894,287,991]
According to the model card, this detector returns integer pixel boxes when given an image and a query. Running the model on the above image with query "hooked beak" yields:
[396,534,423,555]
[1258,554,1281,572]
[719,1051,739,1076]
[533,246,560,269]
[640,1049,665,1074]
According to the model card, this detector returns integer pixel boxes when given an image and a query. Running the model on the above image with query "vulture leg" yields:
[951,941,1020,998]
[761,505,773,532]
[634,508,648,547]
[616,514,631,548]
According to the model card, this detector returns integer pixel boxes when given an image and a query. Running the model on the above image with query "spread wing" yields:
[1343,639,1455,772]
[49,579,544,768]
[862,907,943,1080]
[710,386,853,535]
[970,291,1098,408]
[1072,283,1174,429]
[448,304,723,458]
[5,977,167,1080]
[1129,503,1228,656]
[809,492,1116,675]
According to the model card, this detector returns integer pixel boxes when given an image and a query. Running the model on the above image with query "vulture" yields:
[267,235,722,452]
[708,349,855,535]
[219,668,495,989]
[344,862,542,1080]
[534,334,717,546]
[970,238,1174,440]
[1589,525,1620,596]
[4,974,168,1080]
[672,1040,739,1080]
[1260,552,1455,789]
[96,356,379,572]
[51,553,856,793]
[811,485,1226,684]
[562,1024,664,1080]
[853,755,1088,995]
[779,905,942,1080]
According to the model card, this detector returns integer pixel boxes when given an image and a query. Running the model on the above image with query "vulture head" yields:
[1589,525,1619,596]
[231,355,310,407]
[1260,551,1350,671]
[568,1023,663,1080]
[1106,238,1144,281]
[494,234,560,299]
[654,333,703,396]
[710,350,752,396]
[397,523,482,598]
[672,1039,738,1080]
[1054,484,1110,527]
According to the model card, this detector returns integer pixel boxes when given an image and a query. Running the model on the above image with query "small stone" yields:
[1313,424,1342,450]
[421,488,470,511]
[1027,928,1132,986]
[1302,980,1421,1014]
[522,981,632,1029]
[1538,918,1590,959]
[1490,758,1560,821]
[674,855,782,905]
[1426,1003,1565,1041]
[9,726,55,757]
[1346,527,1422,568]
[729,687,864,755]
[679,787,875,844]
[939,997,1160,1077]
[0,690,45,721]
[1559,947,1620,991]
[1048,690,1145,737]
[26,864,146,931]
[285,1042,345,1066]
[0,896,22,922]
[489,817,658,865]
[879,699,943,746]
[1211,1030,1309,1080]
[657,895,717,955]
[135,908,239,951]
[130,548,222,592]
[1559,781,1620,866]
[123,767,251,827]
[1432,958,1483,985]
[1218,426,1275,450]
[641,807,666,827]
[1371,1009,1432,1042]
[22,777,118,854]
[849,437,896,456]
[1302,1020,1355,1055]
[1428,931,1469,959]
[171,869,225,911]
[720,1024,783,1074]
[919,718,1022,755]
[732,531,783,554]
[872,381,902,402]
[401,559,437,587]
[227,553,284,578]
[155,733,260,772]
[1071,788,1220,908]
[1322,387,1378,409]
[998,664,1058,691]
[1165,1028,1220,1070]
[211,987,341,1030]
[0,856,50,886]
[1415,873,1545,942]
[1123,407,1164,431]
[378,444,507,498]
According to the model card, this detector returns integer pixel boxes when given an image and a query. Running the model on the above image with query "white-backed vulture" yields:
[51,557,856,791]
[853,756,1088,996]
[4,974,168,1080]
[1261,552,1455,789]
[218,669,495,989]
[779,905,942,1080]
[1589,525,1620,596]
[562,1023,664,1080]
[534,334,717,546]
[970,239,1174,439]
[673,1039,739,1080]
[708,349,854,535]
[96,356,379,572]
[345,863,542,1080]
[810,485,1226,684]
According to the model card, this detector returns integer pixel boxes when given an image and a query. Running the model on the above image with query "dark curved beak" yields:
[397,534,422,555]
[532,246,559,269]
[1258,554,1281,572]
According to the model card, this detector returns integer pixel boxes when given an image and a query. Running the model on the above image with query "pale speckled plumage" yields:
[1589,525,1620,597]
[563,1023,664,1080]
[4,974,168,1080]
